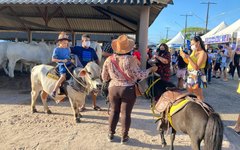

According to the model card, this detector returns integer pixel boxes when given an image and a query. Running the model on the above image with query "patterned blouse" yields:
[101,54,151,87]
[156,51,171,81]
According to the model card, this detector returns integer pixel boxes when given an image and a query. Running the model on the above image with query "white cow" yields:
[0,41,11,75]
[90,41,102,62]
[31,61,102,123]
[6,42,54,78]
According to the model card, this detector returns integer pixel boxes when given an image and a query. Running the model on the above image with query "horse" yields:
[147,76,223,150]
[30,61,102,123]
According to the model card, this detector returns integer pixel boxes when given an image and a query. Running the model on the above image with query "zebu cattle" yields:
[30,61,102,123]
[90,41,102,62]
[6,42,54,78]
[0,41,11,75]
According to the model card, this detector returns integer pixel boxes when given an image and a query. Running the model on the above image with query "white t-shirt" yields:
[221,49,228,63]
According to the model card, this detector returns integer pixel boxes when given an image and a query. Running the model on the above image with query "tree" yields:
[159,38,170,44]
[181,27,205,40]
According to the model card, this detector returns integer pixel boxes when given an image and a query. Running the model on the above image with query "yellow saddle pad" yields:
[168,99,190,128]
[46,68,59,80]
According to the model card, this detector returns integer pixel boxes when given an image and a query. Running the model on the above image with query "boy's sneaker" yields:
[51,91,56,98]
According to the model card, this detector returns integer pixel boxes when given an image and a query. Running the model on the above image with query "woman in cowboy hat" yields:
[51,31,72,98]
[101,34,158,143]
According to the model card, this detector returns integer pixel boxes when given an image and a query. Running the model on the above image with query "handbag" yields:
[101,80,110,98]
[110,56,145,96]
[134,81,146,96]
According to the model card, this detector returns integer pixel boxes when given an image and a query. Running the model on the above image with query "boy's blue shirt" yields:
[71,46,98,67]
[52,47,71,65]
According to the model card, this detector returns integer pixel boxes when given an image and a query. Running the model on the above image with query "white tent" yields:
[201,21,227,42]
[212,19,240,37]
[166,32,184,48]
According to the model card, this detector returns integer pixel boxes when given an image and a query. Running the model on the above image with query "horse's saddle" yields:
[154,90,196,113]
[46,64,76,80]
[46,68,60,80]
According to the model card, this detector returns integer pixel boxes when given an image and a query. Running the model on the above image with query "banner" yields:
[205,34,231,44]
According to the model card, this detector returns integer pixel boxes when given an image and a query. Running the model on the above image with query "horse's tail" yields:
[204,112,224,150]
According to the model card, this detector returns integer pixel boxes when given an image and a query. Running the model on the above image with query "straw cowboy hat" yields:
[111,34,135,54]
[57,32,70,42]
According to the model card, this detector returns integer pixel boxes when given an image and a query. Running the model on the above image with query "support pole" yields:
[28,30,32,43]
[138,6,150,69]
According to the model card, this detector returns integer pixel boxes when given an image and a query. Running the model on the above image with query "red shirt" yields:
[133,51,141,61]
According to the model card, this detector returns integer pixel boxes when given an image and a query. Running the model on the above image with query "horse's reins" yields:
[64,63,87,88]
[147,77,162,119]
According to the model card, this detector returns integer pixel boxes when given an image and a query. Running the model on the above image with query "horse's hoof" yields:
[162,142,167,148]
[32,108,37,113]
[46,110,52,114]
[75,118,81,123]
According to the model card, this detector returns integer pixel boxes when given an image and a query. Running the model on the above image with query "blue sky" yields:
[148,0,240,44]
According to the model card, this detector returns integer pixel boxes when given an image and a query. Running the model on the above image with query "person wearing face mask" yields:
[205,46,214,84]
[180,36,207,101]
[149,43,171,102]
[153,43,171,82]
[71,34,101,111]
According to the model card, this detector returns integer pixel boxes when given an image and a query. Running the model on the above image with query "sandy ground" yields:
[0,71,239,150]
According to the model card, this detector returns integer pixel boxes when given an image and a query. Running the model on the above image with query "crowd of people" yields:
[170,38,240,134]
[51,32,240,144]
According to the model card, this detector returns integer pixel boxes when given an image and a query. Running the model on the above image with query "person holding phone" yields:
[180,36,207,101]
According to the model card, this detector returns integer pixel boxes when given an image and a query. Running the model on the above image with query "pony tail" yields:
[204,112,223,150]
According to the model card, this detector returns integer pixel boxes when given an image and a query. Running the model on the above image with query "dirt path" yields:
[0,72,239,150]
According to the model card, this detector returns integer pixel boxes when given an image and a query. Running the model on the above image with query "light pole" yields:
[181,14,192,48]
[165,27,170,40]
[201,1,216,33]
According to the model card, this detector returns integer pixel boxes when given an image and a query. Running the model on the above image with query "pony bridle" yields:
[64,63,101,93]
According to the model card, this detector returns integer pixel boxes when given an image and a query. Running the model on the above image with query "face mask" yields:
[83,41,91,48]
[159,50,165,55]
[191,45,197,50]
[208,50,212,53]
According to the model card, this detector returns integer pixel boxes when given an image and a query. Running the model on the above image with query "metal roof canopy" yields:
[0,1,172,34]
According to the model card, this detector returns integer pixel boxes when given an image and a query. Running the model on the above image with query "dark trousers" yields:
[108,86,136,137]
[205,63,212,83]
[231,64,240,78]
